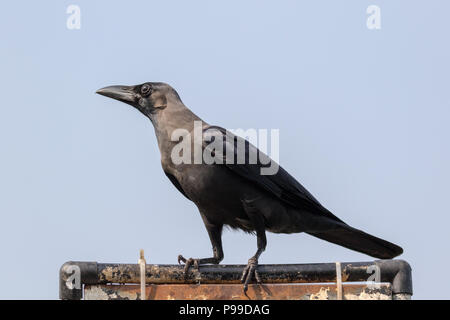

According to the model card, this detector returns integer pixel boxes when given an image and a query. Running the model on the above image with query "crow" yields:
[96,82,403,292]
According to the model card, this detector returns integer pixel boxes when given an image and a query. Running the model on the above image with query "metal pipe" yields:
[59,259,412,300]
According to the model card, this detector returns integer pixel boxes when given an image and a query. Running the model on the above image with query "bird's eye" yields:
[141,84,152,96]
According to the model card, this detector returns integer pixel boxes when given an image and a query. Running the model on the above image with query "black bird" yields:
[96,82,403,292]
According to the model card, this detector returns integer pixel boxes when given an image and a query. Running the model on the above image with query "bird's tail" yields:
[307,224,403,259]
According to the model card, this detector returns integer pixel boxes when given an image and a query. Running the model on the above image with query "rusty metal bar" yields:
[59,259,412,300]
[84,283,393,300]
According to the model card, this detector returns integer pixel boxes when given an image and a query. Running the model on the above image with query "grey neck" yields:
[148,100,207,164]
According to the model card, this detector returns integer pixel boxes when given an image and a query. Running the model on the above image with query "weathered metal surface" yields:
[392,293,412,300]
[60,259,412,300]
[86,261,410,285]
[84,283,392,300]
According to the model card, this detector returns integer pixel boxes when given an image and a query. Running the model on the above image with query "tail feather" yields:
[307,225,403,259]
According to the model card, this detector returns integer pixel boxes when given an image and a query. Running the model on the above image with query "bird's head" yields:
[96,82,182,118]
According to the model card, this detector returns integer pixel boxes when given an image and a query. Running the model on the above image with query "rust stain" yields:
[84,283,392,300]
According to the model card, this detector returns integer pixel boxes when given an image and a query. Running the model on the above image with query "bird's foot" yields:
[177,254,199,278]
[241,257,261,293]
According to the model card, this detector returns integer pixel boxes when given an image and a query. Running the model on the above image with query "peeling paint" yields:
[393,293,412,300]
[309,287,331,300]
[84,283,394,300]
[344,286,391,300]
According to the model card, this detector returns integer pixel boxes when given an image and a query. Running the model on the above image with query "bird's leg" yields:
[177,223,223,278]
[241,229,266,293]
[240,198,267,293]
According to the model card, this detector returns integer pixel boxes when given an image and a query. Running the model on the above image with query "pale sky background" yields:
[1,1,449,299]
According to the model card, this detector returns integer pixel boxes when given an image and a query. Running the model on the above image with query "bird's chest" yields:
[174,164,226,197]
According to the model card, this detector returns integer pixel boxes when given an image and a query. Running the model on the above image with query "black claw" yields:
[254,270,262,283]
[241,265,250,282]
[241,257,259,293]
[177,254,187,264]
[183,258,193,276]
[177,255,199,279]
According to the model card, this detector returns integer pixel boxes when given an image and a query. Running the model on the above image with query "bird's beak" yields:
[96,85,137,106]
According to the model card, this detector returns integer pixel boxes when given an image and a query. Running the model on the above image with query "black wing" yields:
[203,126,345,224]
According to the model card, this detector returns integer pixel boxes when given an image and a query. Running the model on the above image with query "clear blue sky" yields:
[1,1,448,299]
